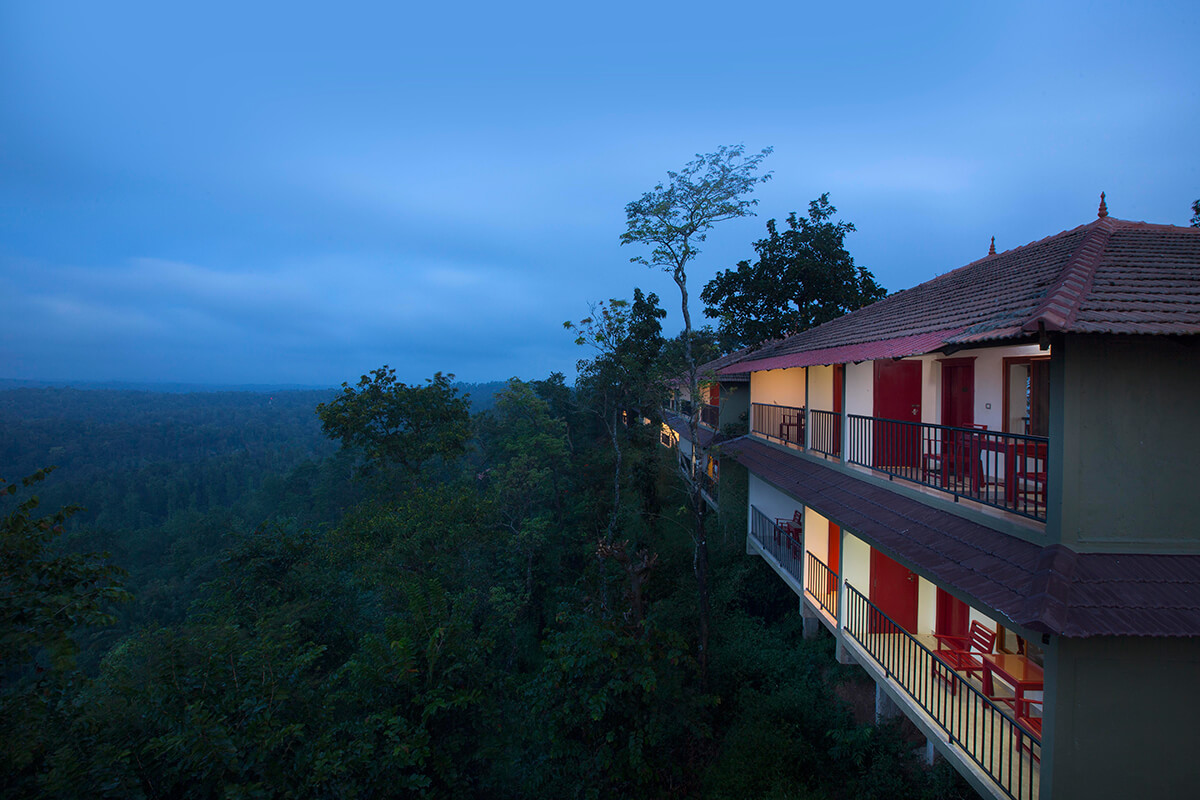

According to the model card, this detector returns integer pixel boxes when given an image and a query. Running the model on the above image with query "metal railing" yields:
[846,415,1049,521]
[700,403,719,429]
[809,409,842,457]
[844,584,1040,800]
[805,552,839,619]
[752,402,805,448]
[749,505,803,585]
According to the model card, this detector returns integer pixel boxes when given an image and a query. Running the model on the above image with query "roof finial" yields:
[1097,191,1108,218]
[988,236,996,256]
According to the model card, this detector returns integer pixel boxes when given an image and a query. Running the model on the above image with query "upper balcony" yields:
[747,344,1051,524]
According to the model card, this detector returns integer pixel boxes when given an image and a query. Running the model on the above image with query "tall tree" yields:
[567,288,667,540]
[701,193,886,349]
[316,368,470,481]
[620,144,771,682]
[0,469,129,789]
[1191,198,1199,227]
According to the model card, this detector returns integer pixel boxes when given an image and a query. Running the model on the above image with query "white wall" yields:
[807,364,835,412]
[845,361,874,417]
[842,531,870,594]
[748,473,802,525]
[803,507,829,566]
[917,576,937,635]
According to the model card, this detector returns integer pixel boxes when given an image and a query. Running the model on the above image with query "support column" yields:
[875,683,901,724]
[801,599,820,640]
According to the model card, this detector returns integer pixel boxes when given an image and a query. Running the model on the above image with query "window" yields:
[1003,357,1050,435]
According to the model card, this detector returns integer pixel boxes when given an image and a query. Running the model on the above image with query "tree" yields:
[0,469,129,789]
[1191,198,1199,227]
[316,368,470,480]
[621,145,771,683]
[567,289,667,540]
[701,193,887,349]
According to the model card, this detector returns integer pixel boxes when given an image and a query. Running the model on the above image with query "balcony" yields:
[751,402,804,448]
[749,406,1049,523]
[844,584,1041,800]
[749,506,803,587]
[805,551,838,619]
[700,402,719,429]
[846,416,1048,522]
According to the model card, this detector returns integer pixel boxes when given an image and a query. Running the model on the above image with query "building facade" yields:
[716,209,1200,800]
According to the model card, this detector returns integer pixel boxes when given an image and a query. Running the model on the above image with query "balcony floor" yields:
[846,632,1041,800]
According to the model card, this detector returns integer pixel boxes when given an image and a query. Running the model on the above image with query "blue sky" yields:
[2,1,1197,386]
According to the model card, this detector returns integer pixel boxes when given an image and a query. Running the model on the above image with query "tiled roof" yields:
[725,218,1200,370]
[663,410,716,448]
[698,346,756,382]
[721,437,1200,638]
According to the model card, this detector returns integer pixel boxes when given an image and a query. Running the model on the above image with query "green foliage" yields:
[1191,198,1200,227]
[1,377,976,800]
[317,368,470,478]
[1,470,130,674]
[621,144,773,283]
[702,194,887,349]
[0,469,130,792]
[527,603,710,799]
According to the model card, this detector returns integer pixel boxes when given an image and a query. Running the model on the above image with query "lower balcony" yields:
[843,584,1041,800]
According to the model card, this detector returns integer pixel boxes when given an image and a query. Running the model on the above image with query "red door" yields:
[873,360,922,469]
[940,359,976,481]
[827,522,841,594]
[935,587,970,638]
[870,549,918,633]
[940,360,974,429]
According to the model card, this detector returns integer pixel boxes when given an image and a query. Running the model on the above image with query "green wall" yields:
[718,381,750,436]
[1044,635,1200,799]
[1050,334,1200,552]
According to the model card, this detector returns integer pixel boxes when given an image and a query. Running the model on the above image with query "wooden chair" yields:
[1012,441,1047,512]
[932,620,996,680]
[1011,696,1042,761]
[922,424,986,489]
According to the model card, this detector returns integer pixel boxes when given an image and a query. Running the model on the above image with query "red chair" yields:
[922,424,986,489]
[775,510,803,555]
[1012,440,1047,512]
[1011,696,1042,761]
[932,620,996,680]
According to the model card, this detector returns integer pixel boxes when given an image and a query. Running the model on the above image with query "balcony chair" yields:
[1010,696,1043,761]
[779,413,803,445]
[1011,441,1048,513]
[775,510,803,555]
[932,620,996,686]
[921,424,986,490]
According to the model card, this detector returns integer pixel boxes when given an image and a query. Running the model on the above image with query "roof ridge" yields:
[1020,217,1116,333]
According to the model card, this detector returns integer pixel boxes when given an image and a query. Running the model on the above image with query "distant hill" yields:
[0,377,512,413]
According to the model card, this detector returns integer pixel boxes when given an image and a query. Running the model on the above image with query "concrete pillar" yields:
[801,600,821,640]
[835,639,857,666]
[923,738,937,766]
[875,683,901,724]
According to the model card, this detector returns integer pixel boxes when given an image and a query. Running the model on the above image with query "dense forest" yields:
[2,151,973,797]
[1,372,973,799]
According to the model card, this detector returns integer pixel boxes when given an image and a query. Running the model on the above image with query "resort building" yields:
[714,202,1200,800]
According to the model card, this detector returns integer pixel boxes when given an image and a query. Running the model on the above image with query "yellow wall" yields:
[750,367,806,408]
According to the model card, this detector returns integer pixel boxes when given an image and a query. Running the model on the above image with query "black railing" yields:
[805,552,839,619]
[846,415,1049,521]
[749,505,803,585]
[700,403,719,429]
[809,409,842,457]
[844,584,1040,800]
[752,402,805,447]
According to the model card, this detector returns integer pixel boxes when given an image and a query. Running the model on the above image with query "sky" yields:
[2,1,1197,387]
